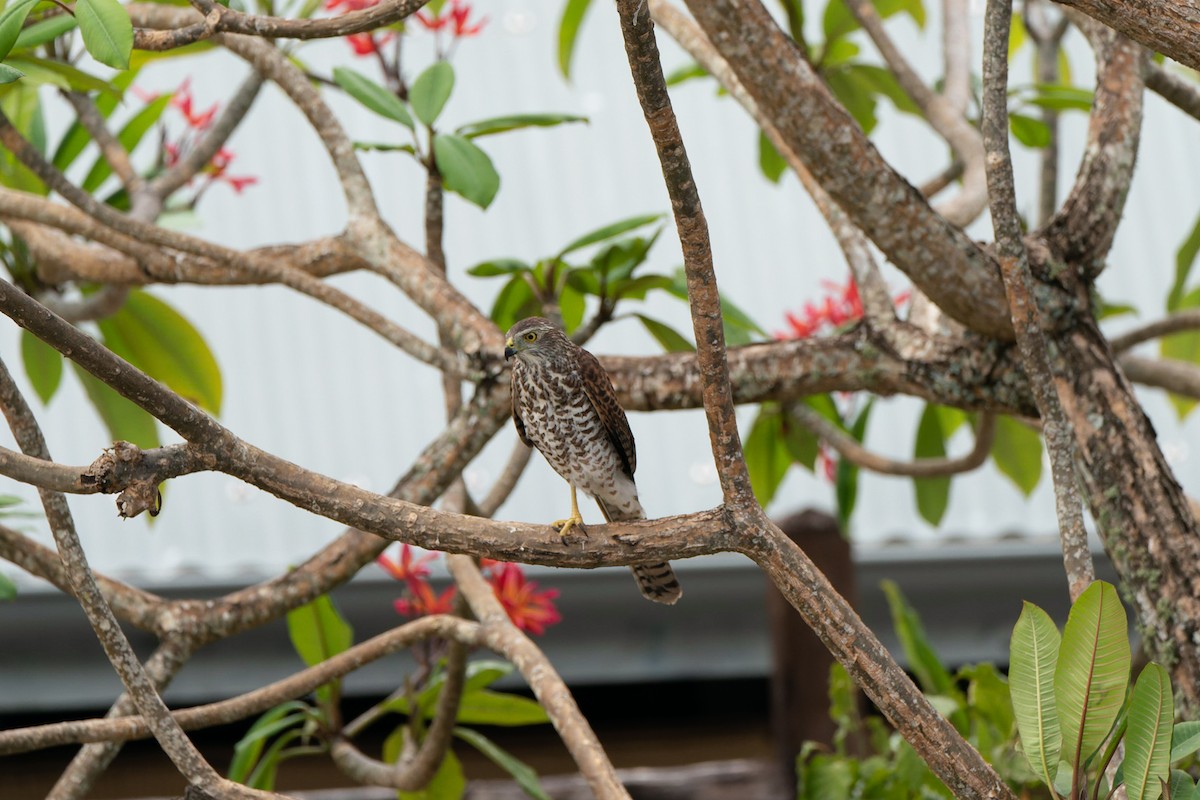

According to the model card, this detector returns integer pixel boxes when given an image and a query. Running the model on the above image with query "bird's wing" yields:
[577,347,637,477]
[510,366,532,449]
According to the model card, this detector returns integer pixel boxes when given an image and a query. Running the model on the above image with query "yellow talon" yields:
[553,485,585,538]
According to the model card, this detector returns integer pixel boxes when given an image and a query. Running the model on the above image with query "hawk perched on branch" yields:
[504,317,682,605]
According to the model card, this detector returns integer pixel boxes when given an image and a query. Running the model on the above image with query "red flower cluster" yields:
[378,545,562,636]
[414,0,487,37]
[326,0,394,56]
[778,278,910,339]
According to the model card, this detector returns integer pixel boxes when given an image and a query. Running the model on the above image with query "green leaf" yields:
[825,64,879,133]
[97,289,222,414]
[881,580,954,697]
[665,61,708,87]
[397,744,466,800]
[991,414,1043,495]
[1161,287,1200,419]
[432,133,499,209]
[489,275,538,332]
[73,364,159,448]
[822,0,925,48]
[960,662,1015,742]
[560,283,585,334]
[1022,84,1094,113]
[454,727,551,800]
[1168,770,1198,800]
[557,0,592,79]
[1170,721,1200,764]
[286,594,353,707]
[799,752,856,800]
[0,80,45,193]
[245,729,306,791]
[0,571,16,600]
[1124,663,1173,800]
[468,258,529,277]
[835,400,872,531]
[852,63,922,115]
[758,129,787,184]
[557,213,664,258]
[3,56,116,94]
[0,62,21,83]
[912,404,950,527]
[0,0,41,62]
[1010,113,1051,148]
[635,314,694,353]
[82,93,172,192]
[1010,600,1062,791]
[21,329,61,403]
[456,112,587,139]
[1008,12,1026,58]
[1055,580,1131,774]
[332,66,413,128]
[13,13,77,50]
[452,689,550,726]
[228,701,311,782]
[410,60,454,127]
[1169,210,1200,311]
[75,0,133,70]
[744,405,793,508]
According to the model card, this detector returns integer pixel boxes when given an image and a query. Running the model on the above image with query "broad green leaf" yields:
[396,743,466,800]
[432,133,499,209]
[881,580,955,697]
[0,571,15,600]
[1010,113,1051,148]
[835,400,872,531]
[991,414,1043,495]
[97,289,222,414]
[410,60,454,127]
[1168,770,1198,800]
[960,662,1015,741]
[609,273,674,300]
[332,66,413,128]
[744,405,792,508]
[1008,12,1027,58]
[799,752,856,800]
[822,0,925,48]
[1169,210,1200,311]
[0,0,41,62]
[664,266,765,344]
[21,329,61,403]
[228,701,311,782]
[0,62,20,83]
[1023,84,1094,112]
[635,314,694,353]
[82,94,172,192]
[454,727,550,800]
[463,659,514,691]
[13,13,77,50]
[0,80,45,193]
[73,364,159,448]
[854,64,922,116]
[286,593,353,706]
[758,130,787,184]
[559,283,585,334]
[825,65,880,133]
[75,0,133,70]
[1170,721,1200,764]
[3,56,116,95]
[1161,286,1200,418]
[1055,581,1131,774]
[452,689,550,726]
[489,275,538,332]
[1124,663,1173,800]
[468,258,529,277]
[456,112,587,139]
[913,404,950,527]
[557,0,592,79]
[557,213,663,258]
[1010,600,1062,790]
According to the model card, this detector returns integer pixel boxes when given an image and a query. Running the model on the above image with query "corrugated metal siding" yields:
[0,6,1195,592]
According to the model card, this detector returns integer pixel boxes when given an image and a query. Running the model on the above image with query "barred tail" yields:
[596,497,683,605]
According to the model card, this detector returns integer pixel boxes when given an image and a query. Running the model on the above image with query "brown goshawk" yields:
[504,317,682,605]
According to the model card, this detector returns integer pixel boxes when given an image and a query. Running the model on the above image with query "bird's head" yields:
[504,317,562,363]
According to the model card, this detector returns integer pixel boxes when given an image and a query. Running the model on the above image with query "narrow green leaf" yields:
[835,400,872,531]
[991,414,1043,495]
[0,62,21,83]
[635,314,694,353]
[245,729,306,791]
[1055,581,1131,774]
[456,112,587,139]
[409,60,454,127]
[1161,286,1200,418]
[97,289,222,414]
[1010,600,1062,792]
[50,69,137,172]
[0,0,41,63]
[881,580,955,697]
[432,133,499,209]
[468,258,529,277]
[21,329,62,403]
[557,0,592,79]
[0,80,45,194]
[1169,210,1200,311]
[665,61,708,86]
[332,66,413,128]
[454,727,551,800]
[73,364,159,448]
[1125,663,1173,800]
[758,129,787,184]
[1170,721,1200,764]
[744,405,792,508]
[913,404,950,527]
[75,0,133,70]
[13,13,77,50]
[0,571,16,600]
[557,213,664,258]
[4,56,116,95]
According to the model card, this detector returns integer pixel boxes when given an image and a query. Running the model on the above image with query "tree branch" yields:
[1145,63,1200,121]
[1051,0,1200,74]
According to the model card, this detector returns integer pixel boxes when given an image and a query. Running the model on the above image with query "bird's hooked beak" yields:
[504,336,516,361]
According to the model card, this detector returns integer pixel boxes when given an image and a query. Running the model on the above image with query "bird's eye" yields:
[523,332,538,342]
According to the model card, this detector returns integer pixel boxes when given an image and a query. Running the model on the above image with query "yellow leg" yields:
[552,485,585,538]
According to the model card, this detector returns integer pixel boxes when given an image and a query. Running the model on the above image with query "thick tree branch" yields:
[1119,355,1200,398]
[1052,0,1200,74]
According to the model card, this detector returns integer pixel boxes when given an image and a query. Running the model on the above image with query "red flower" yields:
[488,563,562,636]
[171,79,217,130]
[377,544,437,583]
[394,580,457,617]
[777,278,905,340]
[414,0,487,37]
